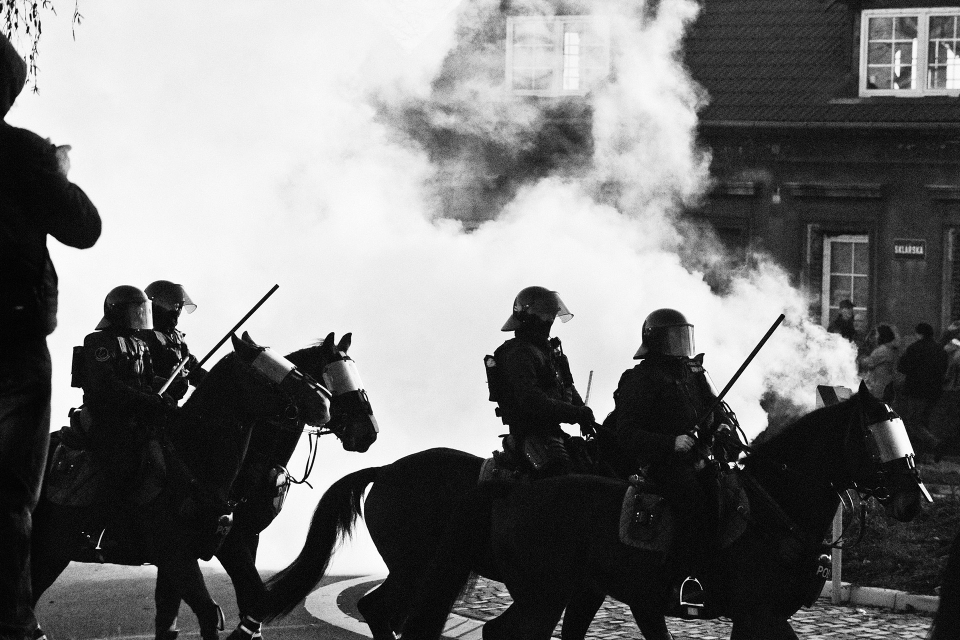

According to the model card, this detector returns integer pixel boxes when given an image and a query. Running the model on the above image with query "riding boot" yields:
[155,630,178,640]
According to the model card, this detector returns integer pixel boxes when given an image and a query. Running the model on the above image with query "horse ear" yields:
[322,332,335,351]
[231,333,255,361]
[337,332,352,353]
[241,331,261,348]
[858,380,870,396]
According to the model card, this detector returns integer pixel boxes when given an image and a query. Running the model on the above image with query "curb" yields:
[820,581,940,613]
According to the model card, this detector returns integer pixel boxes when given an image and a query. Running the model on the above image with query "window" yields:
[860,8,960,96]
[506,16,610,96]
[821,235,870,327]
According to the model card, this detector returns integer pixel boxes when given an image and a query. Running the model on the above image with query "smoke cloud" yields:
[14,0,858,575]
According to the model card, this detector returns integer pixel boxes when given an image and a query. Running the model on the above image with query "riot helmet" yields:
[501,286,573,332]
[634,308,695,359]
[145,280,196,329]
[95,285,153,331]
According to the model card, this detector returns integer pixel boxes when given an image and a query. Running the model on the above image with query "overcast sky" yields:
[7,0,859,573]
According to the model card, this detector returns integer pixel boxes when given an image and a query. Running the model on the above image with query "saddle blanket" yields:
[619,471,750,556]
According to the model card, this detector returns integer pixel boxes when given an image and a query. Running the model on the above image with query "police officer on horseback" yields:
[75,285,177,507]
[488,286,594,477]
[611,309,739,581]
[140,280,206,403]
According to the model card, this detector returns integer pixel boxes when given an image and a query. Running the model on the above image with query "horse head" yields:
[843,381,931,522]
[230,332,333,429]
[280,331,379,453]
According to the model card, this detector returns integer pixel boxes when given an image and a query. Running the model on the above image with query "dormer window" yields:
[860,7,960,96]
[506,16,610,96]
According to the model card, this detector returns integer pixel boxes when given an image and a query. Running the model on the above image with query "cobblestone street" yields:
[453,578,935,639]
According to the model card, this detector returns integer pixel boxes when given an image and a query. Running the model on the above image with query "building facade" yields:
[686,0,960,339]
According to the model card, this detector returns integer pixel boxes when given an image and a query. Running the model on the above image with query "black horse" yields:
[31,334,336,640]
[399,383,930,640]
[153,332,379,640]
[263,384,929,640]
[929,527,960,640]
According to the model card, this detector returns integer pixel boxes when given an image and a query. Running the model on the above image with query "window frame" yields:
[821,234,870,326]
[859,7,960,97]
[505,15,611,97]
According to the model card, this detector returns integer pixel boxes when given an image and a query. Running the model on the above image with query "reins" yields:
[714,403,875,550]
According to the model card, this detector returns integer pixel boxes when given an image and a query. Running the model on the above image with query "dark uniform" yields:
[77,286,173,505]
[490,286,593,476]
[612,309,737,575]
[141,328,200,403]
[140,280,205,403]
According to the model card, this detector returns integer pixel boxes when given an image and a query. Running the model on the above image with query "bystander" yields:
[0,32,101,640]
[895,322,948,459]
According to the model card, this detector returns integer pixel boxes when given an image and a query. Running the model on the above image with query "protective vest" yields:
[74,329,158,444]
[486,334,581,433]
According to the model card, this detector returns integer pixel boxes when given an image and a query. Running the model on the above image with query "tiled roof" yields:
[684,0,960,125]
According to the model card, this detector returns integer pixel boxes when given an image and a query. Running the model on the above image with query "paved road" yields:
[34,565,935,640]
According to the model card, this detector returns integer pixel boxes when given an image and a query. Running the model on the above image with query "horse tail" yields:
[262,465,379,622]
[400,483,498,640]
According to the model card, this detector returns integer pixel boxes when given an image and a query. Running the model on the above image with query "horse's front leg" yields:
[155,567,182,640]
[218,525,266,640]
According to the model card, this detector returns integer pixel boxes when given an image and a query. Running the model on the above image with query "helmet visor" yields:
[529,293,573,324]
[123,301,154,330]
[661,325,695,358]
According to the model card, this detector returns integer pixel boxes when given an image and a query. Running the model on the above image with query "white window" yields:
[506,16,610,96]
[821,235,870,326]
[860,8,960,97]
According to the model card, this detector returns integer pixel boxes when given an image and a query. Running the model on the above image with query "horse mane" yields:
[746,395,854,464]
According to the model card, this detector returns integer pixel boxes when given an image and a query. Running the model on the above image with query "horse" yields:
[152,332,379,640]
[398,382,931,640]
[929,527,960,640]
[30,333,336,640]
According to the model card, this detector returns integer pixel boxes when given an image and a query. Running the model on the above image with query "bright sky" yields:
[7,0,859,577]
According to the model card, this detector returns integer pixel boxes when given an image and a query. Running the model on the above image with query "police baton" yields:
[690,313,786,437]
[157,284,280,396]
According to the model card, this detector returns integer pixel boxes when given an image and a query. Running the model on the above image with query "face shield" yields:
[635,324,695,358]
[529,292,573,324]
[102,301,153,331]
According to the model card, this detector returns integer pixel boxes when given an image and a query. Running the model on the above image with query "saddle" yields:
[619,468,750,557]
[45,407,167,507]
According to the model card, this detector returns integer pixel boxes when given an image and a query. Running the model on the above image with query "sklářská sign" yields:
[893,239,926,260]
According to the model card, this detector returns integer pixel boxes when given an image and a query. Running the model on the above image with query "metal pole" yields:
[156,284,279,395]
[693,313,786,433]
[832,506,843,604]
[195,284,279,369]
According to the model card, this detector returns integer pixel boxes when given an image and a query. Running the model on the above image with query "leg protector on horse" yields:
[225,614,262,640]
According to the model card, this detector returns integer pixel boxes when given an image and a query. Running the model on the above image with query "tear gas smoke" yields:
[16,0,858,574]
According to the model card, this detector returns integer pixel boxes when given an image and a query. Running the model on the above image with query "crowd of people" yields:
[828,299,960,462]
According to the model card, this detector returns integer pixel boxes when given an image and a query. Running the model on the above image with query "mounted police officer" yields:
[611,309,739,579]
[488,286,594,478]
[140,280,206,403]
[76,285,176,507]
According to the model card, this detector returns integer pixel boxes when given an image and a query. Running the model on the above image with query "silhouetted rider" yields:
[611,308,739,574]
[489,286,594,477]
[140,280,206,403]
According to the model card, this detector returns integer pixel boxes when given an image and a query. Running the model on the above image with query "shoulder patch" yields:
[94,347,111,362]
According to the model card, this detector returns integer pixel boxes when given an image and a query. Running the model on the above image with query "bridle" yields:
[725,399,928,550]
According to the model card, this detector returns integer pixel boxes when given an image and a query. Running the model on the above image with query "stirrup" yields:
[678,576,705,618]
